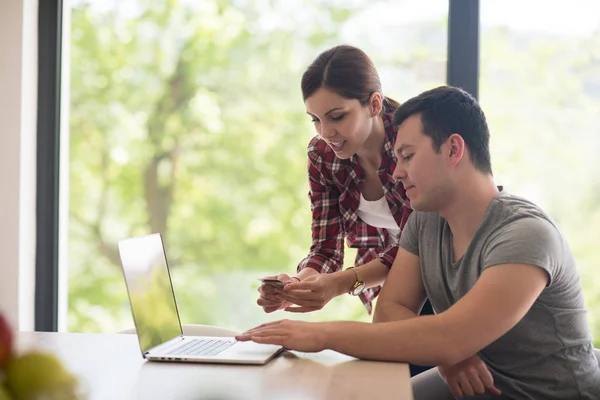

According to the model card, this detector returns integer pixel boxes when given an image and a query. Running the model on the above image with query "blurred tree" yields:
[67,1,600,350]
[481,23,600,346]
[67,0,389,332]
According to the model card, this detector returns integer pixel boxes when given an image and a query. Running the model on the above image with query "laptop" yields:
[117,233,283,364]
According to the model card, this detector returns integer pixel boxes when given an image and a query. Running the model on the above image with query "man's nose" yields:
[392,162,406,181]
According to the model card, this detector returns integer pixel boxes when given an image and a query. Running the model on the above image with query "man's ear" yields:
[448,134,465,166]
[369,92,383,117]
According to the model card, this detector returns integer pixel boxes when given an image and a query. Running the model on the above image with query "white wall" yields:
[0,0,38,330]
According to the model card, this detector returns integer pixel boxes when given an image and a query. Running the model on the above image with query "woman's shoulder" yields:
[307,135,328,152]
[306,135,352,183]
[307,135,335,163]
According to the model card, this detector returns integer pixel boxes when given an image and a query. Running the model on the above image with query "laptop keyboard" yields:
[165,338,235,357]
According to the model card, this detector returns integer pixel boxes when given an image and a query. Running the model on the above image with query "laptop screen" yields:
[118,234,183,353]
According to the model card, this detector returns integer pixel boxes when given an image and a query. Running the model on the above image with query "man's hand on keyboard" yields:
[236,320,327,353]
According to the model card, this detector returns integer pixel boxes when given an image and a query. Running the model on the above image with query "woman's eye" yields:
[402,154,413,161]
[311,118,319,123]
[331,114,344,121]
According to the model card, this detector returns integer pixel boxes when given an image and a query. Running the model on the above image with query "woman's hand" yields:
[275,271,354,313]
[257,274,296,313]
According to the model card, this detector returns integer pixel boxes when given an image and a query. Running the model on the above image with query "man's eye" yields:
[331,114,344,121]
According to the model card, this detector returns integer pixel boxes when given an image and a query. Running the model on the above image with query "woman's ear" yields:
[369,92,383,117]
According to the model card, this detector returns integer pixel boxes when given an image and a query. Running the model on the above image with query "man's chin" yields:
[409,200,433,212]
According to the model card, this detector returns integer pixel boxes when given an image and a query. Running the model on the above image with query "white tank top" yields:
[356,193,401,243]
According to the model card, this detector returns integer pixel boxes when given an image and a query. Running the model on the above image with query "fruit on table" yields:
[0,314,14,370]
[0,385,12,400]
[5,350,78,400]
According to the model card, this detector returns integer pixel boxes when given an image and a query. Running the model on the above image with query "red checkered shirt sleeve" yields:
[297,151,345,275]
[377,245,399,269]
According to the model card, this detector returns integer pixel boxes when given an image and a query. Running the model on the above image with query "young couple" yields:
[254,45,600,399]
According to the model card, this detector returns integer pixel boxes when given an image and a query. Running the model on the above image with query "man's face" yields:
[392,114,451,211]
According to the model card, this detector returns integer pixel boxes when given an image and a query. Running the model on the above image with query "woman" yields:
[257,45,432,330]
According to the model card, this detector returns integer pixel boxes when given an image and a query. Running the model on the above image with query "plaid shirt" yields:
[297,111,412,313]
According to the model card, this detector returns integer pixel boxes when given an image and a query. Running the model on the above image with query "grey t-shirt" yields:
[400,190,600,399]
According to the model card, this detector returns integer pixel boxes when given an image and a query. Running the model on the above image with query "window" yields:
[480,0,600,345]
[62,0,448,332]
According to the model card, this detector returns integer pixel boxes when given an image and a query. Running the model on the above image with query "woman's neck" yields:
[356,115,385,169]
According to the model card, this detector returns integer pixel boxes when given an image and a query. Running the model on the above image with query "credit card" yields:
[257,278,285,288]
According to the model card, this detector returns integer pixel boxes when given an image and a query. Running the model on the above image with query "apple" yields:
[6,350,79,400]
[0,314,14,371]
[0,384,12,400]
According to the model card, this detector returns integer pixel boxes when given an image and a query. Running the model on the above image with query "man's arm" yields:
[323,263,548,365]
[372,247,427,323]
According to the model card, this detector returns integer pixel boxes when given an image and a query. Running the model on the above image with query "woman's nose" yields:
[319,124,335,139]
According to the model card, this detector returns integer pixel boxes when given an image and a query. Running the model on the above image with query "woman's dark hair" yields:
[301,45,399,112]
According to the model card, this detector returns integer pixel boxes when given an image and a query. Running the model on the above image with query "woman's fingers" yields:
[257,296,280,307]
[277,289,320,301]
[275,292,323,307]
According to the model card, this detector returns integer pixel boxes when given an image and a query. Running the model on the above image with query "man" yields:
[237,86,600,399]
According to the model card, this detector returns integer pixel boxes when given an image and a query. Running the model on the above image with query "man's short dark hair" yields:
[392,86,492,175]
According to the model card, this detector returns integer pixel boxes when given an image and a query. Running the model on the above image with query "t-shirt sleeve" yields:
[482,217,564,286]
[399,211,420,256]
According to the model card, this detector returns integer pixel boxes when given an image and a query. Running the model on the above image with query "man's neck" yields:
[439,173,499,245]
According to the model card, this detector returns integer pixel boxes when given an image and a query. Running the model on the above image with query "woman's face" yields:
[305,88,376,159]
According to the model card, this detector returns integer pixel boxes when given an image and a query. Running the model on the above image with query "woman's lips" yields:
[329,141,345,152]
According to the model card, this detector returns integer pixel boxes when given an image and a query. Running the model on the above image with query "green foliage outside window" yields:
[66,1,600,348]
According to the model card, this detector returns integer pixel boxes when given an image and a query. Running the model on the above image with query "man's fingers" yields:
[250,335,287,347]
[457,375,475,397]
[447,380,463,398]
[244,326,284,339]
[465,368,486,395]
[237,329,286,345]
[235,333,251,341]
[243,320,283,335]
[487,386,502,396]
[479,363,502,395]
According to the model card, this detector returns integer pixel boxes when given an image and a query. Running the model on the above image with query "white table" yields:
[16,332,414,400]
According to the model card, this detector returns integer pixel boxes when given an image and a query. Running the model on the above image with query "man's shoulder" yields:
[490,192,558,234]
[494,191,546,215]
[482,192,569,263]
